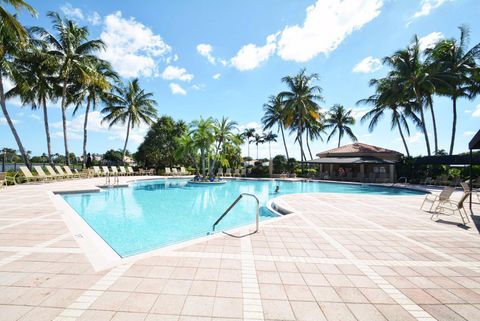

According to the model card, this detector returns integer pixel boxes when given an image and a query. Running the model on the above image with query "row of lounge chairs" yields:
[421,176,465,187]
[164,167,189,176]
[216,168,246,177]
[91,166,139,177]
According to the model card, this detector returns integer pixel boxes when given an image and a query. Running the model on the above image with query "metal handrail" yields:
[212,193,259,233]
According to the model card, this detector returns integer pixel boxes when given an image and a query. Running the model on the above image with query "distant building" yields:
[306,143,403,183]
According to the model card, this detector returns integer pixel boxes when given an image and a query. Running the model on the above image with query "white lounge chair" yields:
[432,191,471,225]
[171,168,179,176]
[110,166,120,176]
[0,172,16,187]
[19,166,43,183]
[127,166,136,175]
[93,166,103,177]
[33,166,55,181]
[119,167,128,176]
[165,167,173,176]
[420,187,455,212]
[224,168,232,177]
[217,168,224,177]
[233,169,240,177]
[180,166,189,175]
[62,166,81,179]
[241,168,247,177]
[102,166,110,176]
[45,165,64,179]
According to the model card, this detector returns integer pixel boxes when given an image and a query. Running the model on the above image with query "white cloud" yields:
[191,84,203,90]
[412,0,447,19]
[352,56,381,73]
[277,0,383,62]
[472,104,480,117]
[99,11,171,78]
[196,44,216,64]
[60,3,84,20]
[161,66,193,82]
[463,131,475,137]
[169,83,187,96]
[29,114,41,121]
[231,34,278,71]
[418,32,444,51]
[238,122,263,133]
[349,107,369,119]
[87,12,102,25]
[212,73,221,80]
[166,54,179,64]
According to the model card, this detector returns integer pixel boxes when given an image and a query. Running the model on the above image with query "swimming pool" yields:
[61,179,424,257]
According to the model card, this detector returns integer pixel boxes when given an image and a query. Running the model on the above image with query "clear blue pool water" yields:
[61,179,424,257]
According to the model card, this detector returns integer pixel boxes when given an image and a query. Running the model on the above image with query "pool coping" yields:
[49,176,428,271]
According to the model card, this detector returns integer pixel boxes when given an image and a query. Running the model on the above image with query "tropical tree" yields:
[190,117,215,177]
[73,59,118,167]
[175,132,198,171]
[427,26,480,155]
[0,0,36,168]
[263,131,277,160]
[242,128,255,158]
[262,94,289,159]
[358,78,418,157]
[211,117,238,174]
[305,116,325,160]
[325,104,357,148]
[253,133,264,160]
[31,11,106,165]
[102,78,158,162]
[280,69,323,162]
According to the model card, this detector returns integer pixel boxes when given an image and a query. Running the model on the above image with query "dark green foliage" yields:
[272,155,287,174]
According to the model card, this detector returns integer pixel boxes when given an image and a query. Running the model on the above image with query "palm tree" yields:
[305,116,325,160]
[102,78,158,162]
[325,104,357,148]
[190,117,215,177]
[262,94,289,159]
[211,117,238,174]
[73,59,118,167]
[31,11,106,165]
[0,0,36,168]
[263,131,277,159]
[7,47,57,165]
[358,78,418,157]
[175,132,198,171]
[253,133,264,160]
[280,69,323,162]
[428,26,480,155]
[242,128,256,158]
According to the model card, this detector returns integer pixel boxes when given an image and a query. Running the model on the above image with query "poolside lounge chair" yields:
[420,186,455,212]
[241,168,247,177]
[225,168,232,177]
[33,166,55,181]
[102,166,110,176]
[461,182,480,203]
[0,172,16,187]
[18,166,44,183]
[421,177,434,186]
[435,175,449,186]
[180,167,189,175]
[119,167,128,176]
[45,165,65,180]
[432,191,471,225]
[216,168,224,177]
[171,168,179,176]
[127,166,137,176]
[62,166,81,179]
[165,167,173,176]
[233,169,240,177]
[110,166,121,176]
[93,166,103,177]
[450,177,461,187]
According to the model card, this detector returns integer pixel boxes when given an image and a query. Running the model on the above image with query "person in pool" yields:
[274,185,280,193]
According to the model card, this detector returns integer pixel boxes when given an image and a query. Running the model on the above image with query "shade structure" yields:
[303,156,395,165]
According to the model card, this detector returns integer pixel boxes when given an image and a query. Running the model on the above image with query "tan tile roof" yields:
[317,143,402,157]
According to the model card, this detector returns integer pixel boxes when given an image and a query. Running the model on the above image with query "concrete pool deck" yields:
[0,176,479,321]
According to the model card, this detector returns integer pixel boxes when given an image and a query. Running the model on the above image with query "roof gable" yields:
[316,143,402,157]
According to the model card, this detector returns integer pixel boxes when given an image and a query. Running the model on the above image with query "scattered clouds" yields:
[418,32,444,51]
[411,0,448,20]
[196,44,216,64]
[352,56,381,73]
[166,54,179,64]
[231,33,278,71]
[276,0,383,62]
[0,117,20,125]
[350,107,369,119]
[238,122,263,133]
[472,104,480,117]
[87,12,102,25]
[161,66,194,82]
[463,131,475,137]
[60,3,84,20]
[99,11,171,78]
[212,73,221,80]
[191,84,204,91]
[169,83,187,96]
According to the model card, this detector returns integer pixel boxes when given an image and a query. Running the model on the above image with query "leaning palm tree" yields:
[427,25,480,155]
[102,78,158,162]
[73,59,118,167]
[280,69,323,162]
[211,117,238,174]
[263,131,278,160]
[0,1,36,168]
[325,104,357,148]
[190,117,215,177]
[262,94,289,159]
[31,11,106,165]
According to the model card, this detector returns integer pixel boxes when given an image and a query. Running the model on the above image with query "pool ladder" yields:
[105,172,119,186]
[211,193,260,235]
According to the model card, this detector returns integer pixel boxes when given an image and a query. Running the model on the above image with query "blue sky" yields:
[1,0,479,159]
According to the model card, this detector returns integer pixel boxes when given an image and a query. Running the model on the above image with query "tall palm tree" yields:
[263,131,277,160]
[190,117,215,177]
[358,78,418,157]
[31,11,106,165]
[253,133,264,160]
[242,128,255,158]
[280,69,323,162]
[427,26,480,155]
[325,104,357,148]
[7,47,57,165]
[262,94,289,159]
[0,0,36,168]
[102,78,158,162]
[211,117,238,174]
[305,116,325,160]
[73,59,118,167]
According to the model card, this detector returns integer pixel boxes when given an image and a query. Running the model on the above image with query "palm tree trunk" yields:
[60,78,70,166]
[306,129,313,160]
[41,97,53,166]
[0,77,31,168]
[396,121,410,157]
[269,141,272,159]
[256,144,259,160]
[449,97,457,155]
[122,116,131,163]
[338,133,341,148]
[280,124,289,159]
[418,105,431,156]
[201,148,205,177]
[428,99,438,155]
[82,98,91,168]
